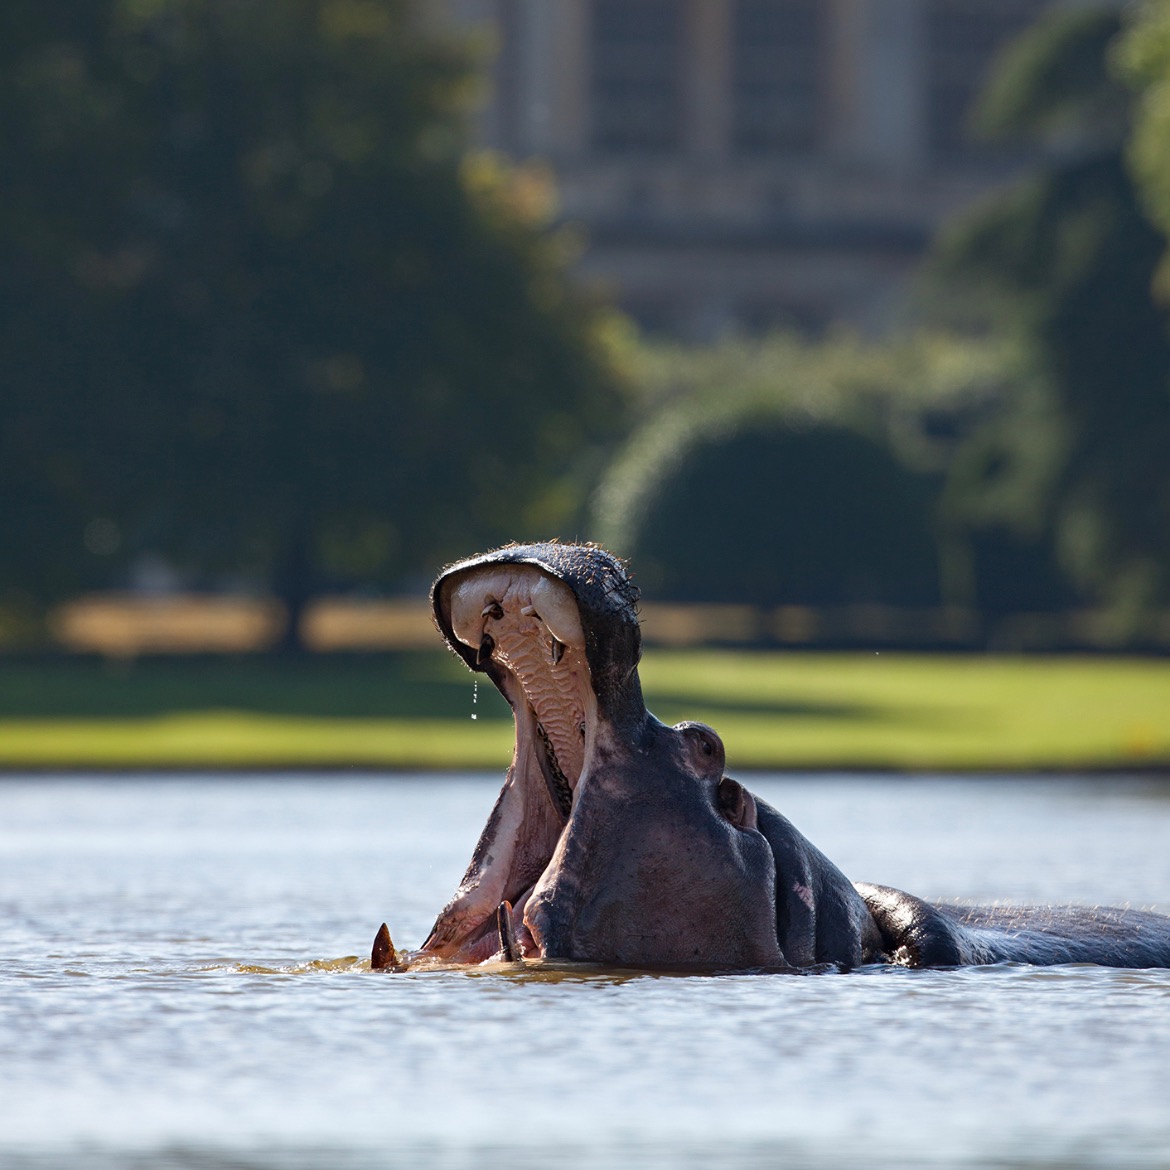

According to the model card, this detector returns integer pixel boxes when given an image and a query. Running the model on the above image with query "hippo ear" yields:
[717,777,758,831]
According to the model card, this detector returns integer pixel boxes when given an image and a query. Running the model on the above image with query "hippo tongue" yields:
[420,560,601,961]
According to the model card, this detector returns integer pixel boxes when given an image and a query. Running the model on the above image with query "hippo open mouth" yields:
[371,542,1170,974]
[413,542,647,964]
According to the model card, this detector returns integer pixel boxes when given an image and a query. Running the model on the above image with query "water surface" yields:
[2,774,1170,1169]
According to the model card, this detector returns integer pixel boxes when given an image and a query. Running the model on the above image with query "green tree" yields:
[1120,0,1170,293]
[0,0,626,645]
[591,331,1018,610]
[927,6,1170,629]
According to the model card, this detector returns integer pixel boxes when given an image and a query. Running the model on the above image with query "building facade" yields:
[444,0,1093,337]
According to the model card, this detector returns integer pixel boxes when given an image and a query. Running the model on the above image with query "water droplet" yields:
[472,680,478,721]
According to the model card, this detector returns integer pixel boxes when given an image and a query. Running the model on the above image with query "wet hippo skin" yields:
[372,542,1170,973]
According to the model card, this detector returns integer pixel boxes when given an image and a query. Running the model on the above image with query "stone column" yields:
[827,0,925,174]
[512,0,589,158]
[551,0,590,156]
[684,0,732,160]
[440,0,505,148]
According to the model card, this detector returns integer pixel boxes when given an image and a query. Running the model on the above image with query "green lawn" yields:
[0,651,1167,771]
[639,652,1170,772]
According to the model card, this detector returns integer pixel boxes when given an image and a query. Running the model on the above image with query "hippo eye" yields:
[675,721,725,775]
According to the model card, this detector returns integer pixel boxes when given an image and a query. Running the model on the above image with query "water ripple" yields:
[3,774,1170,1168]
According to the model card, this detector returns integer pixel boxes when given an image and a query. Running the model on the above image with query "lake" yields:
[2,773,1170,1169]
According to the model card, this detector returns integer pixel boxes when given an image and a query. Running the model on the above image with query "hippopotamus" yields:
[371,542,1170,972]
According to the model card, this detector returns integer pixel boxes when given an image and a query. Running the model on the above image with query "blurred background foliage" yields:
[590,331,1024,608]
[594,2,1170,639]
[924,5,1170,634]
[2,0,1170,651]
[0,0,628,646]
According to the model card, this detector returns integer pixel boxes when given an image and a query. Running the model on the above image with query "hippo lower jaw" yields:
[418,555,613,963]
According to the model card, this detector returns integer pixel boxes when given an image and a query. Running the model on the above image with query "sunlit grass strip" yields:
[0,653,1167,771]
[640,653,1170,771]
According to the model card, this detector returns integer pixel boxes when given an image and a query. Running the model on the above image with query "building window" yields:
[590,0,681,152]
[926,0,1049,158]
[732,0,822,155]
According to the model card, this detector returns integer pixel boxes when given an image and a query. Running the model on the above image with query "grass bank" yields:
[0,651,1167,772]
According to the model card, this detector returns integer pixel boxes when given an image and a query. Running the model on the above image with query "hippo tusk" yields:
[528,576,584,649]
[371,922,399,970]
[496,901,520,962]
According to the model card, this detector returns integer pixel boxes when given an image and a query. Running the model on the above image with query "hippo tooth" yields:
[550,637,565,665]
[447,571,516,648]
[371,922,398,970]
[528,576,584,649]
[476,633,495,666]
[447,568,582,650]
[496,900,520,961]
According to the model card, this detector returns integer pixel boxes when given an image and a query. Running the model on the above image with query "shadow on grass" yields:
[642,689,880,722]
[644,689,989,734]
[0,653,513,722]
[1,654,975,732]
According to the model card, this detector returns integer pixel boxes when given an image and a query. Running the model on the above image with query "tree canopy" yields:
[0,0,627,640]
[590,331,1020,610]
[925,4,1170,628]
[593,5,1170,636]
[1120,0,1170,295]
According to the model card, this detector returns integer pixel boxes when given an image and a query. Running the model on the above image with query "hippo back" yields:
[857,883,1170,968]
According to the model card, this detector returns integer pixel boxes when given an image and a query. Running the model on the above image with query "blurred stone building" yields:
[443,0,1073,338]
